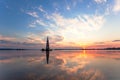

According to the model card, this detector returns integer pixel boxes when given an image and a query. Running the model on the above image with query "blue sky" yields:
[0,0,120,49]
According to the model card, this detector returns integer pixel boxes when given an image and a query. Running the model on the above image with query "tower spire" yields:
[46,36,49,51]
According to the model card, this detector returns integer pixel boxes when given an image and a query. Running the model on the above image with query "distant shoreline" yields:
[54,48,120,50]
[0,48,40,50]
[0,48,120,50]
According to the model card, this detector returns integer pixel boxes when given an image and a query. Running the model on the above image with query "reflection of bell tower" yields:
[46,37,49,51]
[46,37,50,64]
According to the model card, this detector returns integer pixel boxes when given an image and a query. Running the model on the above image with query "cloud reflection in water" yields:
[0,50,120,80]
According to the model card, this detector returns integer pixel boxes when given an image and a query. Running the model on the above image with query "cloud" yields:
[66,5,70,10]
[49,35,64,43]
[113,0,120,13]
[0,34,44,49]
[112,40,120,42]
[38,6,46,13]
[26,3,106,46]
[65,0,71,10]
[26,33,44,43]
[35,19,48,26]
[94,42,105,44]
[29,19,48,28]
[61,13,104,42]
[0,40,15,44]
[51,13,105,31]
[29,22,36,28]
[28,12,105,44]
[0,35,16,41]
[48,13,105,42]
[94,0,107,4]
[104,4,112,15]
[0,39,43,49]
[26,12,39,18]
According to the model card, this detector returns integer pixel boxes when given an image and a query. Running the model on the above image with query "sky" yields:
[0,0,120,49]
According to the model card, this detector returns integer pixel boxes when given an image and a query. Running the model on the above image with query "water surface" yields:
[0,50,120,80]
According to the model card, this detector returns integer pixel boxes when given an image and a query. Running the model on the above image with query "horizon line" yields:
[0,47,120,50]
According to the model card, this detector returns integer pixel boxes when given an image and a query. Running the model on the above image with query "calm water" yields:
[0,50,120,80]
